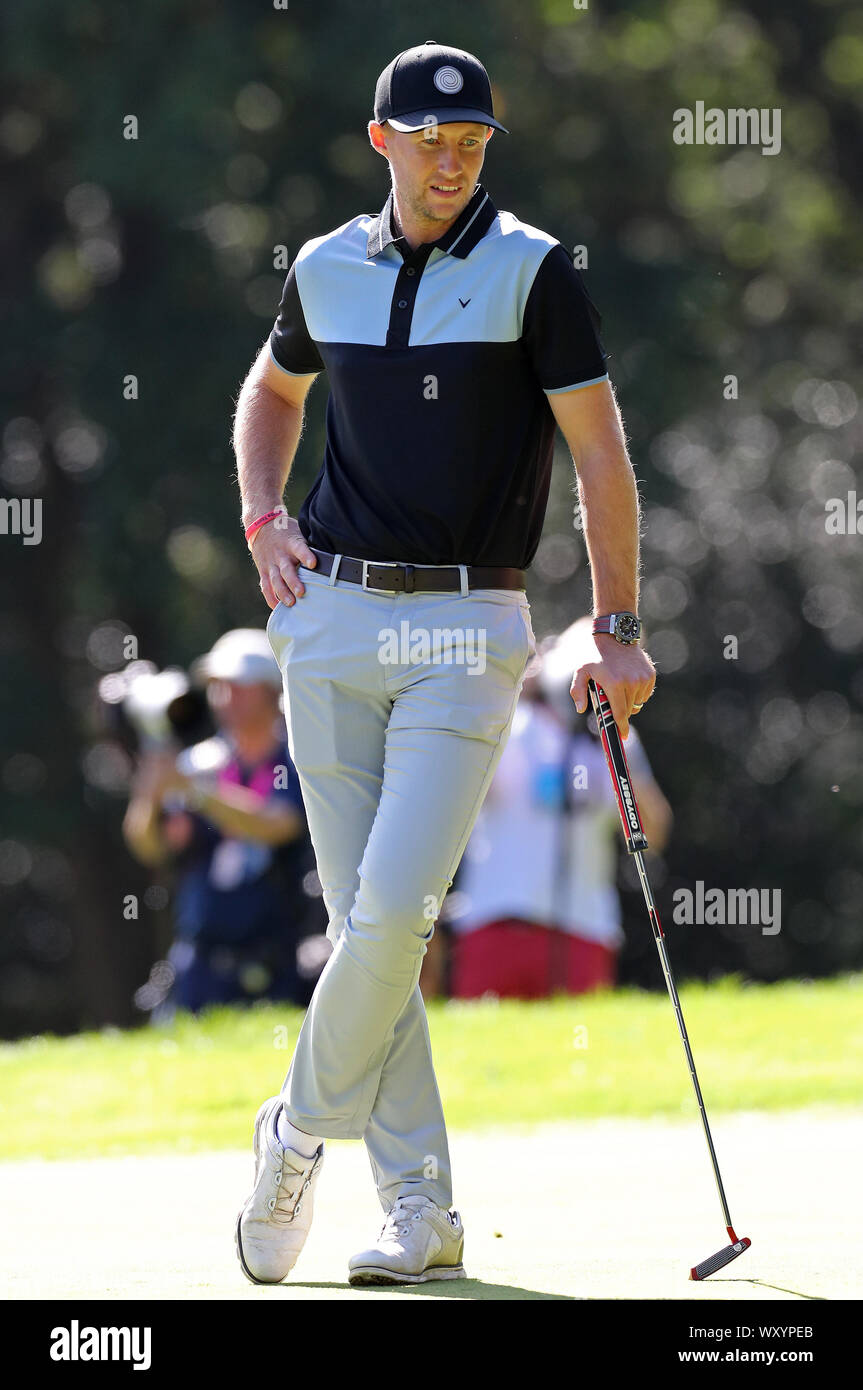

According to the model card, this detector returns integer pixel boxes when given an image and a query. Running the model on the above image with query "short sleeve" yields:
[269,261,325,376]
[521,243,609,394]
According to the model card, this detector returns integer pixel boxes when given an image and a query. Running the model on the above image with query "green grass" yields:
[1,976,861,1161]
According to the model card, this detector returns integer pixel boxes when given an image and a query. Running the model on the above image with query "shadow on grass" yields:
[716,1278,826,1300]
[285,1279,577,1300]
[284,1276,826,1301]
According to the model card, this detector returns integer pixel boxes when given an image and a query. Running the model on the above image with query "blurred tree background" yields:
[1,0,861,1037]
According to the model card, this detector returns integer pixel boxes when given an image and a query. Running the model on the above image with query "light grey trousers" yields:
[266,561,536,1211]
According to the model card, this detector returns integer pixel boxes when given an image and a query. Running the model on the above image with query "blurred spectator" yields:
[437,620,672,998]
[122,630,329,1015]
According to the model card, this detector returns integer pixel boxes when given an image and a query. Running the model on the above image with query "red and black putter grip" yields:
[587,680,649,856]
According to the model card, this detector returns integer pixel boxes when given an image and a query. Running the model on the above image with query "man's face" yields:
[368,120,492,230]
[207,680,278,732]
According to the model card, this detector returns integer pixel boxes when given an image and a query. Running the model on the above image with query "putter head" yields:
[690,1235,751,1281]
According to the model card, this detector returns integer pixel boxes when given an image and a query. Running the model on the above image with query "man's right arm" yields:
[233,343,320,609]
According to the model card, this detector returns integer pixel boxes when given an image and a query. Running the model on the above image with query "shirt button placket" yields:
[386,252,426,348]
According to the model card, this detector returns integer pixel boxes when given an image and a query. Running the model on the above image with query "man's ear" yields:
[486,127,494,142]
[368,120,388,155]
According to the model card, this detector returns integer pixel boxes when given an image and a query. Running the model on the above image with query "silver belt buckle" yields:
[361,558,400,592]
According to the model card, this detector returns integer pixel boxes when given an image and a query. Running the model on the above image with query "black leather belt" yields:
[307,548,525,594]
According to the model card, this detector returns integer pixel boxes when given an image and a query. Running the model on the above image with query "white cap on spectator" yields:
[539,617,595,722]
[540,617,594,685]
[192,629,282,689]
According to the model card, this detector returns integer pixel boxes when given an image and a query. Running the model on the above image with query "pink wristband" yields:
[245,507,286,547]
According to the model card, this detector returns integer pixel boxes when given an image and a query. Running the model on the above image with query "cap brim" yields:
[386,108,508,134]
[190,655,281,688]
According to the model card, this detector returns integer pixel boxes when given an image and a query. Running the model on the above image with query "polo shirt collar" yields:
[366,183,497,261]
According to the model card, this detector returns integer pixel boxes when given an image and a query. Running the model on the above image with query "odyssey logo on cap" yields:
[433,65,464,94]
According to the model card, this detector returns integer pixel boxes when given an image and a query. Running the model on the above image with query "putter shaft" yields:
[586,678,750,1276]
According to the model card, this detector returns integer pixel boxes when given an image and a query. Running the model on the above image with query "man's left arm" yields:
[548,379,656,739]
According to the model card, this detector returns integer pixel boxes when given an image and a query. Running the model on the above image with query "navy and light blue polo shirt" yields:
[270,182,608,569]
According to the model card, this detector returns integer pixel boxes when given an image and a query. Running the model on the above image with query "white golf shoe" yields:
[348,1194,466,1285]
[235,1096,324,1284]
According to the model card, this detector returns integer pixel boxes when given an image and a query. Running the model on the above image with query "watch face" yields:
[616,613,640,642]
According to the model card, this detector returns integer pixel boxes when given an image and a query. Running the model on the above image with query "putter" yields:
[587,678,752,1281]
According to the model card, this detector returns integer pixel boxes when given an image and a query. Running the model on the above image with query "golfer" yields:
[233,40,655,1286]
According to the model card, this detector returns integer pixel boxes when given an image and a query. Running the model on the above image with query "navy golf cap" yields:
[374,40,509,134]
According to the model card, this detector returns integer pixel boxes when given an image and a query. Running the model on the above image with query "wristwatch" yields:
[592,612,642,645]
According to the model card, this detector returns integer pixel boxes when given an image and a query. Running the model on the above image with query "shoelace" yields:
[266,1152,319,1224]
[380,1201,429,1242]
